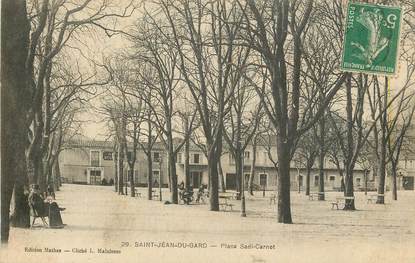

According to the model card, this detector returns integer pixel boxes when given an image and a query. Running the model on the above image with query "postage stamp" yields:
[341,2,402,76]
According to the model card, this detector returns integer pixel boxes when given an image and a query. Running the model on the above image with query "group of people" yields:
[178,182,207,204]
[28,184,66,228]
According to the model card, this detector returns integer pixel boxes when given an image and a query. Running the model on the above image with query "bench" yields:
[367,194,385,204]
[231,192,239,199]
[134,189,142,198]
[309,192,324,200]
[151,190,159,199]
[219,196,234,211]
[29,203,48,228]
[269,194,277,204]
[331,196,355,210]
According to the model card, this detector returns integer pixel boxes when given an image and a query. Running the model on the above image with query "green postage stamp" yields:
[341,2,402,75]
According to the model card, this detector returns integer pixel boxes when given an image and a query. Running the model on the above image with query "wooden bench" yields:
[219,196,234,211]
[309,192,324,200]
[367,194,384,204]
[151,190,159,199]
[134,189,142,198]
[331,196,354,210]
[29,203,48,228]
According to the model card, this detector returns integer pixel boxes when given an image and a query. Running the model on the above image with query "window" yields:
[356,178,361,187]
[90,151,100,167]
[103,151,113,161]
[314,176,319,187]
[244,173,250,188]
[193,153,200,164]
[134,170,139,183]
[229,153,235,165]
[260,174,268,187]
[152,171,160,186]
[190,171,202,188]
[229,153,249,165]
[177,153,182,163]
[329,176,336,181]
[153,152,160,162]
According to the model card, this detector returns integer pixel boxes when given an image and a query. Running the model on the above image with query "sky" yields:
[74,0,414,141]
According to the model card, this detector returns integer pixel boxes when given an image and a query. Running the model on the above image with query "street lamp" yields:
[159,155,162,202]
[239,141,246,217]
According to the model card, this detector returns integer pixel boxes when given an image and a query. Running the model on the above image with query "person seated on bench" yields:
[28,184,66,228]
[47,184,56,199]
[196,184,206,203]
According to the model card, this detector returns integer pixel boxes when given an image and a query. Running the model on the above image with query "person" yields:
[47,183,56,199]
[196,184,205,203]
[178,181,185,201]
[28,184,65,228]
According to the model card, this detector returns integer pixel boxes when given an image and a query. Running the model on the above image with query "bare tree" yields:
[148,0,247,210]
[238,0,347,222]
[1,0,31,242]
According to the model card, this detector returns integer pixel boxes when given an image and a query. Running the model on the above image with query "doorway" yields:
[403,176,414,190]
[226,173,237,190]
[88,170,102,185]
[190,171,202,188]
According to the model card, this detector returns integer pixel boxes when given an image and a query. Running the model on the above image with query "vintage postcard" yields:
[1,0,415,263]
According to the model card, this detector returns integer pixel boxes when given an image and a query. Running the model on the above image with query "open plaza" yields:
[2,184,415,263]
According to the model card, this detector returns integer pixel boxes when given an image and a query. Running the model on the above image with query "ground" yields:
[1,184,415,263]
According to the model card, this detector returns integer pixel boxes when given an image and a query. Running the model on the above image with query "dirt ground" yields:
[1,184,414,263]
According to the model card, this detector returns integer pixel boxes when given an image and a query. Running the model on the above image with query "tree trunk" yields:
[376,148,386,204]
[147,118,153,200]
[249,141,257,195]
[10,184,30,228]
[277,142,292,224]
[147,153,153,200]
[218,160,226,193]
[184,130,190,190]
[114,149,118,192]
[1,0,30,243]
[39,159,48,194]
[10,135,30,228]
[391,161,397,200]
[168,145,178,204]
[377,77,388,204]
[118,146,124,195]
[318,118,325,201]
[235,150,242,200]
[208,149,219,211]
[343,167,355,210]
[53,159,61,191]
[129,163,135,197]
[305,164,311,196]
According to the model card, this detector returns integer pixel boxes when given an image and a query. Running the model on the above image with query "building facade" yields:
[59,139,414,192]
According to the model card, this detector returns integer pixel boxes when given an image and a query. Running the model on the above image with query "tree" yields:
[223,68,263,200]
[295,128,319,196]
[238,0,346,222]
[151,0,247,210]
[129,17,183,203]
[1,0,31,242]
